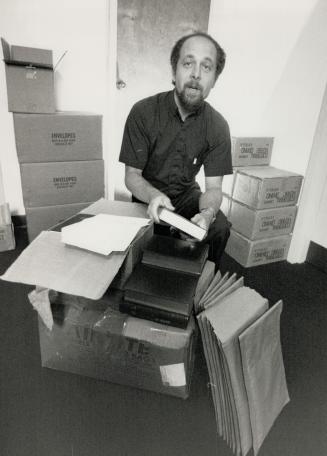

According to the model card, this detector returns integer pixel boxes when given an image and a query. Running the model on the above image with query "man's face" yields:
[173,36,217,112]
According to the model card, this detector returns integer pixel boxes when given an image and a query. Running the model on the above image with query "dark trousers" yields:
[132,185,231,269]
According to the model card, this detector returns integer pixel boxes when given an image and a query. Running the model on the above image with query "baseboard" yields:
[306,241,327,274]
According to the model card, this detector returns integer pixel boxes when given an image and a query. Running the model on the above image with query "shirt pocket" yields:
[183,144,209,181]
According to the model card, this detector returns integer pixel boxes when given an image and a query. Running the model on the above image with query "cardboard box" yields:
[222,170,238,196]
[229,200,297,240]
[0,203,15,252]
[1,37,55,113]
[1,199,151,300]
[221,193,231,218]
[25,202,92,242]
[13,112,103,163]
[232,166,303,209]
[38,289,196,399]
[0,224,15,252]
[225,229,291,267]
[231,137,273,167]
[20,160,105,207]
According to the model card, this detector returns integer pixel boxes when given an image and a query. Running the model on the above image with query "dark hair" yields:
[170,32,226,81]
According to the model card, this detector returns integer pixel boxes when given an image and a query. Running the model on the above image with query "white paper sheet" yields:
[61,213,150,255]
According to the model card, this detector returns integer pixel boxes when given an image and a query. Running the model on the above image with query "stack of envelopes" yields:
[196,270,290,456]
[121,235,214,328]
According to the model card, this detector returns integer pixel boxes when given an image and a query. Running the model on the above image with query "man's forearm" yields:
[125,171,163,203]
[199,187,222,215]
[125,168,174,222]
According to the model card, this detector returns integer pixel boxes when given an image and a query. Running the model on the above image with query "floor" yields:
[0,226,327,456]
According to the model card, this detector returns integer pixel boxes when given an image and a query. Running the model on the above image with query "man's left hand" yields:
[191,212,212,232]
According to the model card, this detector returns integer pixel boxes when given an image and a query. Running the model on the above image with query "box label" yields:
[240,144,269,159]
[26,69,37,80]
[53,176,77,189]
[265,189,297,204]
[160,363,186,387]
[253,247,286,263]
[51,132,76,146]
[260,216,293,231]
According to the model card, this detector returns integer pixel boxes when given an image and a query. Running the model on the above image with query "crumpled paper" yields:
[28,286,53,330]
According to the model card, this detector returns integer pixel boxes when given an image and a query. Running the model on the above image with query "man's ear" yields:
[171,68,176,86]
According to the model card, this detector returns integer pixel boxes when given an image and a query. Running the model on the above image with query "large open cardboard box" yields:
[25,202,92,242]
[38,289,196,399]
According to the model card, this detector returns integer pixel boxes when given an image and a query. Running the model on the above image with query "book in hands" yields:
[158,208,207,241]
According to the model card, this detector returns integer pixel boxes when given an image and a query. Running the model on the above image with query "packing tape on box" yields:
[28,286,53,330]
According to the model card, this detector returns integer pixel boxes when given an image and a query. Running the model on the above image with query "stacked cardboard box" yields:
[0,163,15,252]
[1,38,105,241]
[225,166,303,267]
[222,137,275,216]
[222,137,303,267]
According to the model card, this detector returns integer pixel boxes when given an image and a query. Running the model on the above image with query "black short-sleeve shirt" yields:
[119,90,232,201]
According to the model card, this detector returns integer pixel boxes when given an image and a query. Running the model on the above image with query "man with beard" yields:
[119,32,232,268]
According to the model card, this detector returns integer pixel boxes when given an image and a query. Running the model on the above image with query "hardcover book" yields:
[121,263,200,328]
[142,234,209,276]
[158,208,207,241]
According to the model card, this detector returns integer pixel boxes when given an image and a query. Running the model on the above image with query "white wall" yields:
[208,0,327,262]
[0,0,110,214]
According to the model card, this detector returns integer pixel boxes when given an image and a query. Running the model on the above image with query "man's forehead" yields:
[180,36,217,61]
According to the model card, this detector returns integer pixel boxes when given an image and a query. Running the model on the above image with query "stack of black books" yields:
[120,234,214,328]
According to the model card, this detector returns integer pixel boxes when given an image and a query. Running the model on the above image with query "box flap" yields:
[1,231,127,300]
[81,198,149,218]
[2,37,54,69]
[1,37,11,61]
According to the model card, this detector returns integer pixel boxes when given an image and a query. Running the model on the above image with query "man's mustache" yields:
[184,81,203,91]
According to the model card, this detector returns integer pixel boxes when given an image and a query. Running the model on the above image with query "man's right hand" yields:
[147,193,175,223]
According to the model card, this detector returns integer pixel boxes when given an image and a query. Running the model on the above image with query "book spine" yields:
[120,299,189,329]
[141,256,201,276]
[125,288,193,314]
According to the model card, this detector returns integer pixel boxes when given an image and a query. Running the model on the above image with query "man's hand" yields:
[191,207,216,232]
[147,193,175,223]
